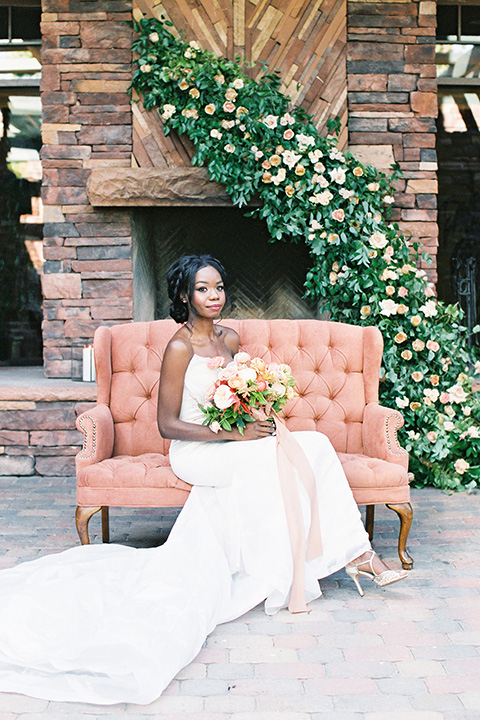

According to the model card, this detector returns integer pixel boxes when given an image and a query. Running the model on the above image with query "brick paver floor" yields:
[0,475,479,720]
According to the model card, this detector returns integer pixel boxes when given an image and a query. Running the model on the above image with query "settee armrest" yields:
[362,403,409,470]
[76,403,115,469]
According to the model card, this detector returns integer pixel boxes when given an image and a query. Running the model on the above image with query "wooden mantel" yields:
[87,167,241,207]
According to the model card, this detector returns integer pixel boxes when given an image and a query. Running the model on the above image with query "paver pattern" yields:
[0,476,479,720]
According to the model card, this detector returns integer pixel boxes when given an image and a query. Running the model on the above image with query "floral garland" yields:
[131,14,480,491]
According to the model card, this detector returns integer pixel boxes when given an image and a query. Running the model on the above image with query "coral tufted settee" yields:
[75,318,413,569]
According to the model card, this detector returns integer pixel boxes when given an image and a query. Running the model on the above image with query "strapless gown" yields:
[0,355,370,705]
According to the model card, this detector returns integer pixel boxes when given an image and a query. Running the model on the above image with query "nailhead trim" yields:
[77,415,97,460]
[385,413,407,457]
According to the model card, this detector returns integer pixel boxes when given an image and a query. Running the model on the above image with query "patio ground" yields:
[0,476,479,720]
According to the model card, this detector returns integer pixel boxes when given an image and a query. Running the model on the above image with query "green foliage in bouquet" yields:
[130,16,480,492]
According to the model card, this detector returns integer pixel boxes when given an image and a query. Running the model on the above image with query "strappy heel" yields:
[345,549,407,597]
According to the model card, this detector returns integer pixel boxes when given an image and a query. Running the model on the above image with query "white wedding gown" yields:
[0,354,371,705]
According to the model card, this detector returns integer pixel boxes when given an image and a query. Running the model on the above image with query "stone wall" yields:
[347,0,438,281]
[40,0,134,378]
[0,370,95,476]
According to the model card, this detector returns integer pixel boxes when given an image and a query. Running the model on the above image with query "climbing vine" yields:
[131,14,480,491]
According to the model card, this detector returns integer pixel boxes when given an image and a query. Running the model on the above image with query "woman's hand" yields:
[235,420,275,441]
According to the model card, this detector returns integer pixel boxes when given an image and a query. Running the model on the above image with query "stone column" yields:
[347,0,438,282]
[40,0,134,377]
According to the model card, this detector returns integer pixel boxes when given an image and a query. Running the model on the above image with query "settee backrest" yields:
[93,318,383,458]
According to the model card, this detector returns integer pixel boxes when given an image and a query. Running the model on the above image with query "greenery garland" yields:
[130,14,480,491]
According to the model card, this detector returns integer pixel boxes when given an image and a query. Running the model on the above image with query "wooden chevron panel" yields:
[132,0,347,168]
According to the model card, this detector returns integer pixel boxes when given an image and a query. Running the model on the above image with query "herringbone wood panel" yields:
[132,0,347,168]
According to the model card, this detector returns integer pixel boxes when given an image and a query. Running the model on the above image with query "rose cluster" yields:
[200,352,296,434]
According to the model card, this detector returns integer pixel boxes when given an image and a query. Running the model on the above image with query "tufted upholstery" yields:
[75,319,413,567]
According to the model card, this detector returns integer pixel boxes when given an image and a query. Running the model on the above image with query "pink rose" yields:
[207,356,225,369]
[426,340,440,352]
[331,208,345,222]
[234,351,251,365]
[283,128,294,140]
[255,379,267,391]
[223,101,235,113]
[439,392,450,404]
[427,431,437,443]
[398,286,408,298]
[213,384,237,410]
[218,367,235,382]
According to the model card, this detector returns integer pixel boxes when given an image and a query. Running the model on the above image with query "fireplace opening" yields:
[132,207,318,322]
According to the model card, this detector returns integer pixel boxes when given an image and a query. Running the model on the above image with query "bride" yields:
[0,254,406,706]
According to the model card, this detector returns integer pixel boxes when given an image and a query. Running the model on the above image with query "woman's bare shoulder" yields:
[163,329,193,366]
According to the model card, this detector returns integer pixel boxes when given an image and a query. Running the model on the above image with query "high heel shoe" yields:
[345,550,408,597]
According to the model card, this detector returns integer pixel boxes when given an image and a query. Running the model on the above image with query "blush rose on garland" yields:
[130,13,480,492]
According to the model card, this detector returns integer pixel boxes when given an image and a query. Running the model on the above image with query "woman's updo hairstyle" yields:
[167,254,229,324]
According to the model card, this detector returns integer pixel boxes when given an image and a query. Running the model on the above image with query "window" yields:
[0,5,41,44]
[437,4,480,42]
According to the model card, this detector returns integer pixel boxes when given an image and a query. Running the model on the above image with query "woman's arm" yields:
[157,335,273,442]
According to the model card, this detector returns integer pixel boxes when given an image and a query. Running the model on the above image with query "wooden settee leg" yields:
[385,502,414,570]
[76,506,102,545]
[101,506,110,543]
[365,505,375,541]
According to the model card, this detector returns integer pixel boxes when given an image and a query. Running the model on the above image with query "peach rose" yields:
[401,350,413,360]
[353,166,363,177]
[205,103,216,115]
[223,101,235,113]
[214,384,237,410]
[224,88,237,101]
[283,128,294,140]
[397,304,409,315]
[412,340,425,352]
[411,315,422,327]
[269,154,281,167]
[262,172,272,183]
[250,357,266,373]
[189,88,200,98]
[360,305,371,318]
[228,375,248,393]
[331,208,345,222]
[234,352,250,365]
[411,371,424,382]
[285,185,295,197]
[386,286,395,296]
[430,375,440,386]
[410,402,421,411]
[395,332,407,344]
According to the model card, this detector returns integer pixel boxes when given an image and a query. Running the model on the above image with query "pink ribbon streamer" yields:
[252,405,323,613]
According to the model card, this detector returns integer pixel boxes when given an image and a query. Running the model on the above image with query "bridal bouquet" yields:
[201,352,297,433]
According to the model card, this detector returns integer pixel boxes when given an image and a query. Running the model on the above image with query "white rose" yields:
[369,231,388,249]
[282,149,302,169]
[263,114,278,129]
[317,190,333,206]
[232,78,244,89]
[329,167,346,184]
[270,381,286,398]
[454,459,470,475]
[443,421,455,431]
[420,300,438,318]
[447,383,469,403]
[396,397,409,409]
[379,299,399,316]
